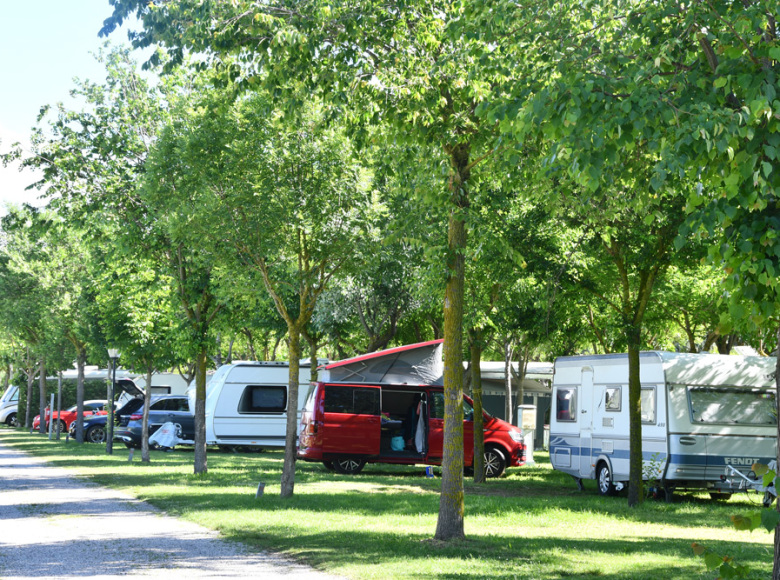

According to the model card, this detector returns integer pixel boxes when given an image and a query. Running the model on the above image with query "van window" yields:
[238,386,287,413]
[430,393,471,420]
[431,393,444,419]
[303,384,318,414]
[556,387,576,422]
[687,386,776,425]
[640,387,656,424]
[324,386,380,415]
[605,387,621,411]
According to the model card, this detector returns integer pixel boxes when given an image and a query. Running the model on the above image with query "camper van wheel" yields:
[322,461,336,472]
[484,447,507,478]
[5,412,17,427]
[333,458,366,475]
[763,492,775,507]
[596,463,617,496]
[709,492,732,501]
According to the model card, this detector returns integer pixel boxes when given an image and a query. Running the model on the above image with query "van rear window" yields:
[324,386,380,415]
[238,385,287,413]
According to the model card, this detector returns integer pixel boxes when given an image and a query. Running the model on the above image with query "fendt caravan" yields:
[550,352,777,499]
[204,361,313,450]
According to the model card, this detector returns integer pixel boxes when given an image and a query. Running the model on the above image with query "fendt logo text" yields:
[723,457,760,466]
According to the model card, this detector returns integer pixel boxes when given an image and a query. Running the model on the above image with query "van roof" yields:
[320,340,444,385]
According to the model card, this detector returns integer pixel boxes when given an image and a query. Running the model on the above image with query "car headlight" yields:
[509,430,524,442]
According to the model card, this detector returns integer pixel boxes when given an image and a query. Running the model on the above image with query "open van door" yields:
[322,384,381,456]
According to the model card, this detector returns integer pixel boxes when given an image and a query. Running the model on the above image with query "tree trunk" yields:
[38,359,46,435]
[24,366,34,429]
[470,338,485,484]
[193,346,208,475]
[281,327,301,498]
[141,366,153,463]
[307,331,319,384]
[626,325,644,507]
[75,349,86,443]
[434,151,468,541]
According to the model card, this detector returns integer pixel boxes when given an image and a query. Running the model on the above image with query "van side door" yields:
[427,392,474,465]
[322,385,381,456]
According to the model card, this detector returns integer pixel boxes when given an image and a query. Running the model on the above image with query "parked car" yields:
[0,385,19,427]
[32,400,108,433]
[71,395,192,443]
[114,395,194,449]
[69,413,112,443]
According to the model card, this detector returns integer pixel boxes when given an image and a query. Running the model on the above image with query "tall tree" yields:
[101,0,526,540]
[146,89,375,496]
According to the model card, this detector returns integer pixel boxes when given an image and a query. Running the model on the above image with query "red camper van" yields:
[297,341,526,477]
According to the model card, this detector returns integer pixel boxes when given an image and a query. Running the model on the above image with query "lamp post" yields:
[107,348,120,455]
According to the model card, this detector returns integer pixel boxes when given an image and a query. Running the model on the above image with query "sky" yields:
[0,1,142,216]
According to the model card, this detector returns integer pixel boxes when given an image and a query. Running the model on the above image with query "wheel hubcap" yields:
[599,468,610,492]
[485,452,499,476]
[339,460,359,472]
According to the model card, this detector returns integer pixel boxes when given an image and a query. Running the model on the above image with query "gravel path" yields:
[0,439,340,579]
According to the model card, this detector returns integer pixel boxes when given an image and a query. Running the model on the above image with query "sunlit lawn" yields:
[1,428,773,579]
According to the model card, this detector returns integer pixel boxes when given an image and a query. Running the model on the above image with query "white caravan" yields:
[550,352,777,499]
[205,361,313,449]
[0,385,19,426]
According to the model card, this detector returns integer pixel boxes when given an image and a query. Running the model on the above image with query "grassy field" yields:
[0,427,773,579]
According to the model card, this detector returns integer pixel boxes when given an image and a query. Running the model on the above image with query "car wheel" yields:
[597,462,617,496]
[56,420,67,435]
[484,447,507,478]
[85,425,106,444]
[6,412,17,427]
[333,457,366,475]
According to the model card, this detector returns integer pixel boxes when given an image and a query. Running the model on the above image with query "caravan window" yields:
[641,387,656,424]
[687,387,777,425]
[605,387,621,411]
[556,387,577,422]
[238,386,287,413]
[324,386,380,415]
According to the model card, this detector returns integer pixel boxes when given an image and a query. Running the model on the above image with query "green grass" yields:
[1,428,773,579]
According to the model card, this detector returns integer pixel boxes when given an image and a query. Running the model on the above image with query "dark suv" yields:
[113,395,193,449]
[71,395,190,444]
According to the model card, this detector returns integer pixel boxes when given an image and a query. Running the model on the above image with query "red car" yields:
[32,400,108,433]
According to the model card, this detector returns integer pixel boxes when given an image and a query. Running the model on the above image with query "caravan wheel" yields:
[597,463,617,496]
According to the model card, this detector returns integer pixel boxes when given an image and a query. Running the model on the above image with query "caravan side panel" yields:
[208,364,311,447]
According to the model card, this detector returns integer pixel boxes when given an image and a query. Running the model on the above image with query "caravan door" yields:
[578,368,595,478]
[322,384,381,456]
